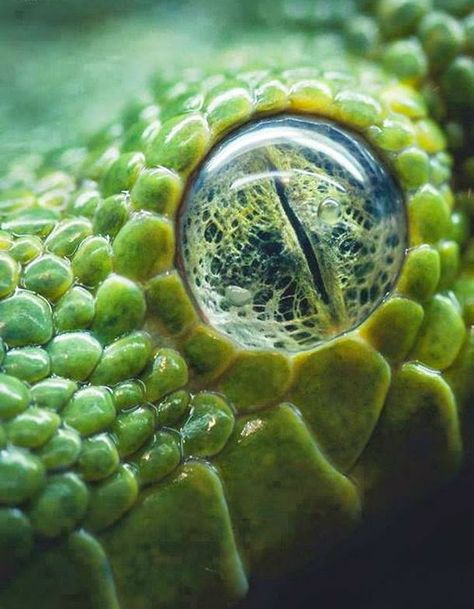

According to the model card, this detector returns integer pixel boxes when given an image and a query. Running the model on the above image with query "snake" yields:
[0,0,473,607]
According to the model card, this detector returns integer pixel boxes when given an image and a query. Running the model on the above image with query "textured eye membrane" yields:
[179,116,407,352]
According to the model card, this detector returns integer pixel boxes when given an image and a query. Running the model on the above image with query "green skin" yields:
[1,1,474,608]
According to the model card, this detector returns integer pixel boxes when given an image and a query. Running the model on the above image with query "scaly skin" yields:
[1,1,474,608]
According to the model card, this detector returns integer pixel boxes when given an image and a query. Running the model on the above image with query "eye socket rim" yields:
[87,63,455,401]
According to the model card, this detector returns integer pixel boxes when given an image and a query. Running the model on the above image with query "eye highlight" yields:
[179,116,407,353]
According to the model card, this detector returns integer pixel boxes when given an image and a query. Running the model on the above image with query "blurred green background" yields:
[0,0,249,168]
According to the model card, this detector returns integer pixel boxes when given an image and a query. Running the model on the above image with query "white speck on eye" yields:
[225,285,252,307]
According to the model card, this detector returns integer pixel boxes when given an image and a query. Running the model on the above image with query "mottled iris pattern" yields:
[181,116,406,351]
[0,0,474,608]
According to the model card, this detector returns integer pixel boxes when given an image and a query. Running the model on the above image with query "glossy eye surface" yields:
[179,116,407,352]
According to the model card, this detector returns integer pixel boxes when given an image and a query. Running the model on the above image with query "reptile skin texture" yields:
[1,1,474,607]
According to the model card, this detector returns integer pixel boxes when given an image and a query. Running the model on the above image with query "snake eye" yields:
[179,115,407,352]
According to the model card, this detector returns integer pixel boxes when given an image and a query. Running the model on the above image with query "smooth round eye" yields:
[179,116,407,353]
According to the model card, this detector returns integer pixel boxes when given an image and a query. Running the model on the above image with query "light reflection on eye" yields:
[179,115,407,353]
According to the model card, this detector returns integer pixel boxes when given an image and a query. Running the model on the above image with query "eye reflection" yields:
[179,116,407,353]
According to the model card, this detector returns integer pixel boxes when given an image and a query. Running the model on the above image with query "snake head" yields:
[0,1,473,608]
